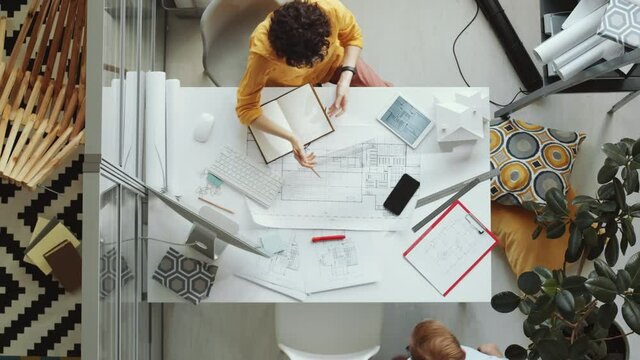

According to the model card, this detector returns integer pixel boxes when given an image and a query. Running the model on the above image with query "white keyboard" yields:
[208,146,283,208]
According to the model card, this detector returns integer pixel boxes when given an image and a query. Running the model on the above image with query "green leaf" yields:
[602,142,628,166]
[545,188,568,216]
[505,344,528,360]
[565,224,583,263]
[527,349,540,360]
[598,302,618,330]
[536,339,568,360]
[631,203,640,217]
[622,217,636,248]
[573,195,596,206]
[622,299,640,334]
[594,258,616,281]
[583,227,599,248]
[598,183,616,201]
[555,290,574,314]
[569,336,589,359]
[587,239,605,260]
[599,200,618,213]
[613,178,626,210]
[633,139,640,157]
[542,278,559,297]
[546,222,566,239]
[491,291,521,313]
[532,225,543,240]
[616,269,631,293]
[519,298,534,315]
[605,236,620,267]
[621,138,636,153]
[523,320,536,338]
[625,252,640,288]
[528,295,554,325]
[598,164,618,184]
[574,209,595,230]
[534,266,553,280]
[584,277,617,303]
[625,168,639,194]
[562,276,587,296]
[518,271,543,295]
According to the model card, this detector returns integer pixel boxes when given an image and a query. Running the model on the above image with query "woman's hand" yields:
[327,72,353,117]
[289,136,317,169]
[477,343,503,357]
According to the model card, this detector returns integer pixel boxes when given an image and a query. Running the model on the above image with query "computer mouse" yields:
[193,113,215,143]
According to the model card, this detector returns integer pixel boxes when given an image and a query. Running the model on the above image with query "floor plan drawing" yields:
[316,240,359,278]
[245,128,421,230]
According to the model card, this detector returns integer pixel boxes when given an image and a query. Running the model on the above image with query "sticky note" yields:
[207,173,223,187]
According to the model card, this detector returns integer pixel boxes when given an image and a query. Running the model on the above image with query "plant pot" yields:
[605,322,630,360]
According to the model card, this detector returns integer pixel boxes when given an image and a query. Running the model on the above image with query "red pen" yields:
[312,235,346,243]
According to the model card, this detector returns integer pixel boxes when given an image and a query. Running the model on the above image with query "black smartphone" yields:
[384,174,420,216]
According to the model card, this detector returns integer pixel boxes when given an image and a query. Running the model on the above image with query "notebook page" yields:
[277,85,333,145]
[250,101,295,163]
[405,204,495,295]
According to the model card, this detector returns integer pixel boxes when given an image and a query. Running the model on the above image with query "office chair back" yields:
[275,303,383,358]
[200,0,280,86]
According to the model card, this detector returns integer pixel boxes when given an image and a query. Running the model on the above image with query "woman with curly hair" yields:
[236,0,390,169]
[398,320,505,360]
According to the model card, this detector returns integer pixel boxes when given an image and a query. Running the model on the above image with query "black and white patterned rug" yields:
[0,1,82,356]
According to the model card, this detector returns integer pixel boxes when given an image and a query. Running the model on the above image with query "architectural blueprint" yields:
[246,127,421,230]
[236,231,377,300]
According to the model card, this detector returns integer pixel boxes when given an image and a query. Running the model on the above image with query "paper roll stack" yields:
[534,4,624,81]
[145,72,167,191]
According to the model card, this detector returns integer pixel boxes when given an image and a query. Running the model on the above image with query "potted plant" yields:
[491,139,640,360]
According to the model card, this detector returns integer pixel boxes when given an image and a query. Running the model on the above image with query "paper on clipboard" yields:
[403,201,498,296]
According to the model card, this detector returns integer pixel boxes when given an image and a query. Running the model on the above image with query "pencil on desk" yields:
[198,196,235,215]
[310,167,321,178]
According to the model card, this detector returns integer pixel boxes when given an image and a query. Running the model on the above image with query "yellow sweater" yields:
[236,0,363,125]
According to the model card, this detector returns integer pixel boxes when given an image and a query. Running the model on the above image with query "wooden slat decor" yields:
[0,0,86,190]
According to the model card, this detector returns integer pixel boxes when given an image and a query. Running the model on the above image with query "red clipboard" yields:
[403,200,499,297]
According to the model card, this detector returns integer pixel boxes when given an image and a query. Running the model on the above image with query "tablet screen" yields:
[379,96,432,145]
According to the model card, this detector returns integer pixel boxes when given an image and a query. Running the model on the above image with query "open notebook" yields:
[250,84,335,164]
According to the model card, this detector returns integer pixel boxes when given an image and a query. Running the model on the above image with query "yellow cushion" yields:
[491,187,577,276]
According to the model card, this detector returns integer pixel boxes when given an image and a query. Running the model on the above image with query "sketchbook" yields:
[403,201,498,296]
[250,84,335,164]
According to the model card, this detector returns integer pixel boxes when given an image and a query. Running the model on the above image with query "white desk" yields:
[148,86,492,303]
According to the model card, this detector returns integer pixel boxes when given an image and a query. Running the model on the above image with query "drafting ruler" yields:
[415,168,500,208]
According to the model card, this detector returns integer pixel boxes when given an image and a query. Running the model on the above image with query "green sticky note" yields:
[207,173,223,187]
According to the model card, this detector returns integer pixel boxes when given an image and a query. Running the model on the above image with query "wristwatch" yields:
[340,65,357,75]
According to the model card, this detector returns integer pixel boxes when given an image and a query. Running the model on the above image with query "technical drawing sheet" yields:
[246,126,421,230]
[236,231,378,300]
[403,202,498,296]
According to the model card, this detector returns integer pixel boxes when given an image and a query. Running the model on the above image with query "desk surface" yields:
[148,86,492,303]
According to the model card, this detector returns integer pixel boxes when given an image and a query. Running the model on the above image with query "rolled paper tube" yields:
[556,40,624,80]
[550,35,605,72]
[533,5,607,64]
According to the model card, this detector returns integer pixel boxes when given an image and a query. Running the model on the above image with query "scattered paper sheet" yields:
[246,127,421,230]
[236,230,378,300]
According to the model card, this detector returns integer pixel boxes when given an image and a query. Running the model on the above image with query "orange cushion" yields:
[491,187,577,276]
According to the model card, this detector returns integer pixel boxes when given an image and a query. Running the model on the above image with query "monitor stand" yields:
[185,223,228,261]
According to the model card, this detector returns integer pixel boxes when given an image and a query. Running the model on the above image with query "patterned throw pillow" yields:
[153,247,218,305]
[490,119,586,206]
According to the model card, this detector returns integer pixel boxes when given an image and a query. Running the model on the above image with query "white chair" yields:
[200,0,282,86]
[275,303,384,360]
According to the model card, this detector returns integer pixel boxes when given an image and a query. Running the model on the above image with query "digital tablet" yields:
[376,94,434,149]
